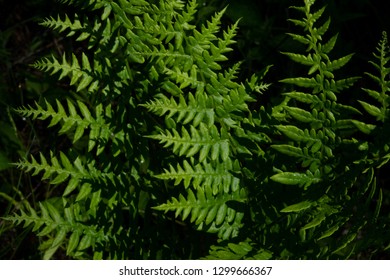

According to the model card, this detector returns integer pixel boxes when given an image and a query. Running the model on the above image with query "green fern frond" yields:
[153,186,246,239]
[15,151,117,199]
[204,239,273,260]
[8,0,390,260]
[181,8,238,76]
[196,6,227,43]
[4,199,107,259]
[7,201,68,259]
[141,1,269,244]
[40,14,85,35]
[273,0,359,183]
[147,123,230,162]
[203,210,245,240]
[16,99,91,142]
[204,240,254,260]
[164,66,205,91]
[141,92,215,127]
[260,0,382,259]
[270,170,321,188]
[155,159,240,194]
[357,31,390,169]
[16,99,123,155]
[32,53,97,92]
[360,31,390,122]
[213,21,239,59]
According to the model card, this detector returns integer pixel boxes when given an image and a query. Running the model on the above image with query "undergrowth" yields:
[2,0,390,259]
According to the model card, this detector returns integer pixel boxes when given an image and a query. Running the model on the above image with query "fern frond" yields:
[196,6,227,43]
[8,0,390,260]
[164,65,205,91]
[32,53,97,92]
[273,0,359,183]
[208,20,239,62]
[203,240,254,260]
[148,123,229,162]
[262,0,381,259]
[360,31,390,122]
[141,1,269,244]
[357,31,390,170]
[15,151,117,199]
[8,201,68,259]
[270,170,321,188]
[16,99,90,142]
[40,14,85,35]
[182,8,239,75]
[204,239,273,260]
[16,99,123,155]
[203,210,245,240]
[4,199,108,259]
[326,54,354,73]
[153,186,246,239]
[141,92,214,127]
[155,159,240,194]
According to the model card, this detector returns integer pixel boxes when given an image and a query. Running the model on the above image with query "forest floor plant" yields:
[2,0,390,259]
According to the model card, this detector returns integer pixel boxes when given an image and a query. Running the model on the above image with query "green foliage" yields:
[2,0,390,259]
[265,0,388,258]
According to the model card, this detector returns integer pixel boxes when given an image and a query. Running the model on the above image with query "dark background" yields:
[1,0,389,259]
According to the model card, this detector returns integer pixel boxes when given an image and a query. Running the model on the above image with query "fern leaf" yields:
[351,120,376,134]
[271,144,304,158]
[141,92,214,127]
[326,54,354,72]
[358,101,384,121]
[197,7,227,43]
[16,99,121,155]
[360,31,390,123]
[155,159,239,194]
[330,77,360,93]
[283,91,321,105]
[154,186,246,239]
[5,201,67,259]
[15,151,117,199]
[40,14,84,35]
[286,32,310,45]
[4,198,108,259]
[280,201,312,213]
[270,170,321,188]
[204,239,273,260]
[280,52,315,66]
[204,240,253,260]
[276,125,319,144]
[280,77,318,88]
[203,210,245,240]
[32,53,95,92]
[212,20,239,61]
[316,17,331,38]
[321,34,338,54]
[284,106,319,123]
[148,123,229,162]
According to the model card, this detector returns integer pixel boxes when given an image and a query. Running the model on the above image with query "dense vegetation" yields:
[1,0,390,259]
